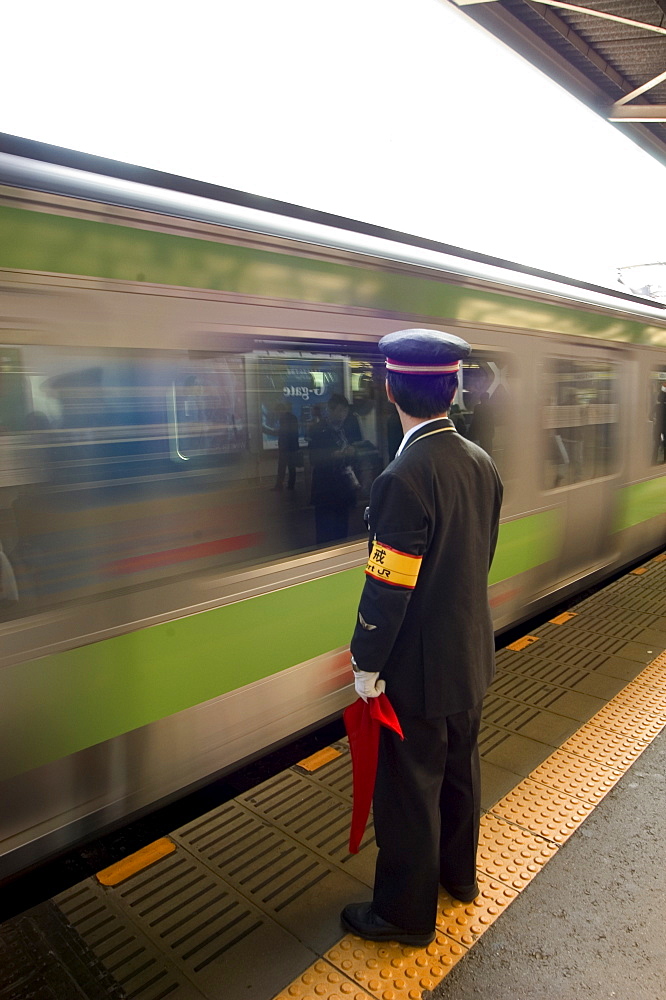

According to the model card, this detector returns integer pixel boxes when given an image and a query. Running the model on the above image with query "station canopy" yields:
[449,0,666,166]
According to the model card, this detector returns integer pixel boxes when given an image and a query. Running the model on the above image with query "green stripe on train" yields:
[2,204,665,345]
[0,568,363,782]
[1,509,559,781]
[489,509,562,585]
[612,476,666,532]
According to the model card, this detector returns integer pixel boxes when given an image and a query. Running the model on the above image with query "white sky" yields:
[2,0,665,288]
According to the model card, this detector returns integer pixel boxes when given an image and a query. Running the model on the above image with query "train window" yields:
[170,355,247,460]
[1,339,512,623]
[251,348,387,548]
[650,367,666,465]
[0,341,391,621]
[543,359,619,489]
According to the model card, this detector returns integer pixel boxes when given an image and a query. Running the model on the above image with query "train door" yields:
[541,344,623,583]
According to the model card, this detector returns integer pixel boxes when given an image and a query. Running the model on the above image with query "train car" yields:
[0,135,664,882]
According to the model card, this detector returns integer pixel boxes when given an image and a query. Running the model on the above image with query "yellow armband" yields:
[364,541,422,589]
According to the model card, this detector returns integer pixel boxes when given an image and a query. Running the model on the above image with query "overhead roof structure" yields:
[449,0,666,166]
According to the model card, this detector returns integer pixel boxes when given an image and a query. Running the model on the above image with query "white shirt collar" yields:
[396,417,449,457]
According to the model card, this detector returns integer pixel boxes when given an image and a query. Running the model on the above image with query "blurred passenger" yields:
[271,403,300,490]
[341,329,502,947]
[309,394,358,544]
[306,404,324,440]
[386,407,402,461]
[469,391,494,455]
[343,407,362,445]
[449,403,467,437]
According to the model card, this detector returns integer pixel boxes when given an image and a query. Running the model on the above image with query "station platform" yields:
[1,553,665,1000]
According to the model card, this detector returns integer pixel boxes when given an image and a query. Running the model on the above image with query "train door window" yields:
[543,359,619,489]
[251,348,386,549]
[256,352,348,453]
[650,366,666,465]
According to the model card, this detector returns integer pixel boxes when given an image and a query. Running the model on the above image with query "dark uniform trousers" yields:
[372,700,483,934]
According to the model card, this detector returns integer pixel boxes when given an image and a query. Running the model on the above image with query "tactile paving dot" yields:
[559,723,651,769]
[490,778,595,843]
[528,750,625,805]
[272,959,373,999]
[325,934,467,999]
[437,872,518,943]
[476,814,558,890]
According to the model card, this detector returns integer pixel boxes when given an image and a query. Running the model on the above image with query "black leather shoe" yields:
[441,881,479,903]
[341,902,435,947]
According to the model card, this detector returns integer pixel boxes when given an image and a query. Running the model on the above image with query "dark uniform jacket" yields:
[350,418,503,719]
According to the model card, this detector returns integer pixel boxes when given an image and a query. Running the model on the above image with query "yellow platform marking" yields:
[437,873,518,944]
[591,697,666,740]
[274,644,666,999]
[325,935,467,999]
[490,777,596,844]
[475,815,557,892]
[297,746,343,772]
[631,566,648,575]
[505,635,539,651]
[96,837,176,886]
[549,611,577,625]
[528,750,624,805]
[271,959,374,999]
[653,553,666,563]
[560,722,651,770]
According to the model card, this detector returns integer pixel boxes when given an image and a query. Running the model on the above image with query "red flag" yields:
[343,693,404,854]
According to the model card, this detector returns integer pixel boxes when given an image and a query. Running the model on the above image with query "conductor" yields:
[341,329,503,947]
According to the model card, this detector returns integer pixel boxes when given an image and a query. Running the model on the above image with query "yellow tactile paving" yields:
[589,700,666,740]
[490,778,596,844]
[325,934,468,1000]
[437,873,519,942]
[476,814,558,891]
[559,723,652,769]
[620,666,666,689]
[272,960,374,1000]
[604,683,666,710]
[95,837,176,886]
[634,663,666,687]
[527,749,625,804]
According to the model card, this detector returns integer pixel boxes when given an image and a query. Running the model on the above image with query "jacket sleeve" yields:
[350,471,429,674]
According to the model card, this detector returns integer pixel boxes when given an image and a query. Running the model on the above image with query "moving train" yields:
[1,134,664,882]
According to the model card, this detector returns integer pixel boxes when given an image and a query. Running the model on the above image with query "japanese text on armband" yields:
[365,541,422,589]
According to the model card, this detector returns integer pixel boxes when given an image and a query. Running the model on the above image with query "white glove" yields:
[352,659,386,702]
